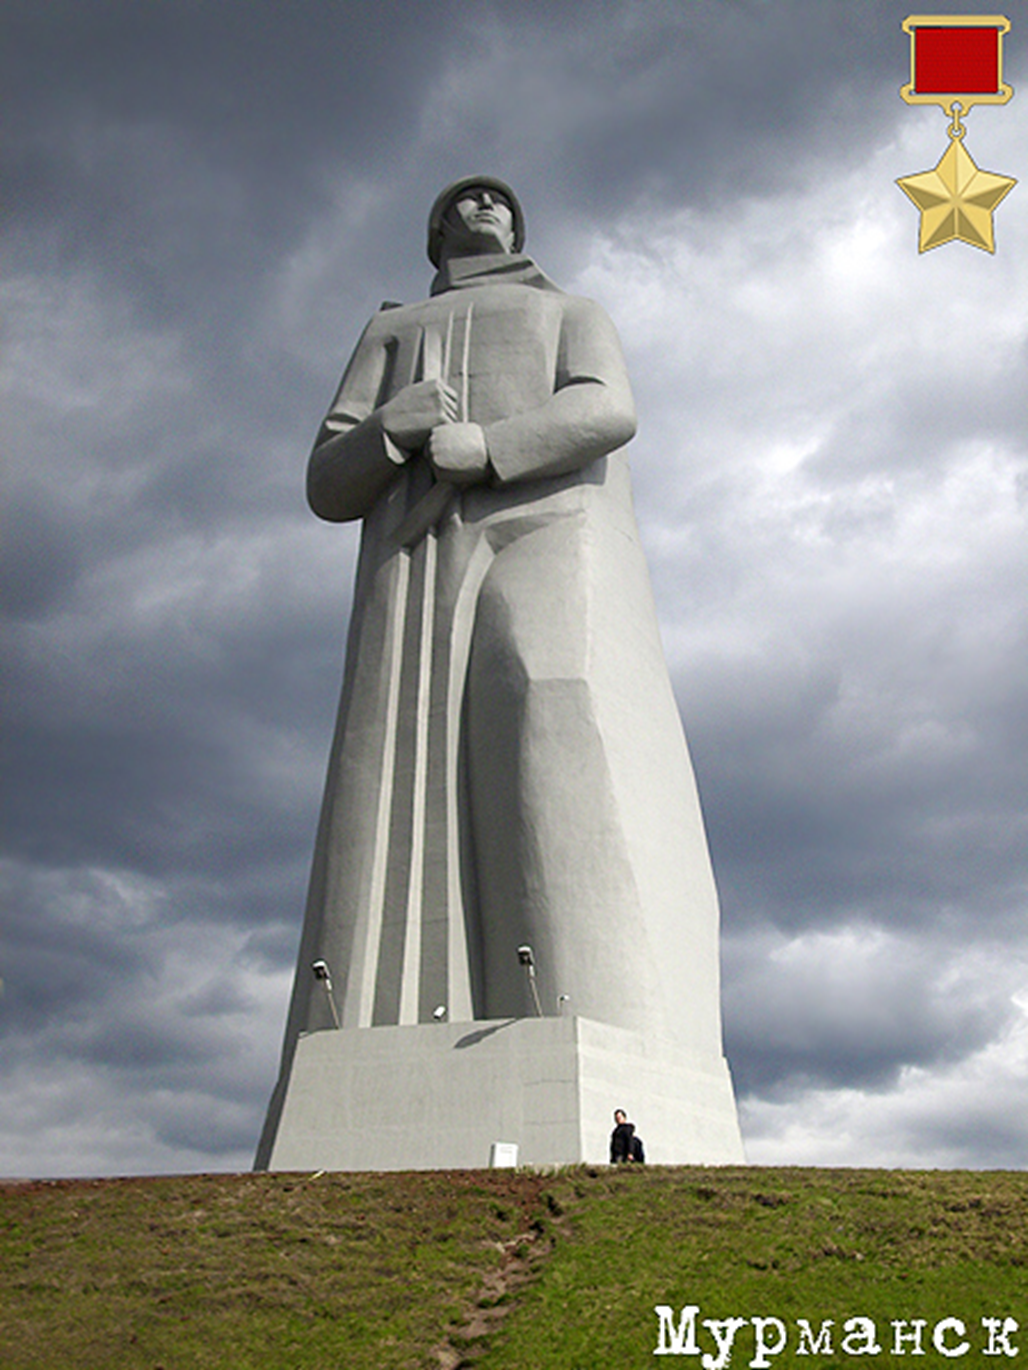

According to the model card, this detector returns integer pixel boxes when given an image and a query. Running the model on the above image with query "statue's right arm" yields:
[307,320,404,523]
[307,322,458,523]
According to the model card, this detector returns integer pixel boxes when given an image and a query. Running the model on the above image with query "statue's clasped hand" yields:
[380,379,488,487]
[380,379,459,451]
[427,422,489,486]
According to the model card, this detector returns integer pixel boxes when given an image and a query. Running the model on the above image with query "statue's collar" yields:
[430,252,563,296]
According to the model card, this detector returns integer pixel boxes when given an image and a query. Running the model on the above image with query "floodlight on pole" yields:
[311,958,341,1029]
[516,944,543,1018]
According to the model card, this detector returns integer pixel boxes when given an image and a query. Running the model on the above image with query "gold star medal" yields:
[897,15,1016,252]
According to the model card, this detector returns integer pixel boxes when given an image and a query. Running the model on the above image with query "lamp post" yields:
[311,959,341,1029]
[516,944,543,1018]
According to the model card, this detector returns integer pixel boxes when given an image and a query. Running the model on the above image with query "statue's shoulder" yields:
[357,297,427,340]
[560,289,610,313]
[557,290,621,332]
[367,295,440,322]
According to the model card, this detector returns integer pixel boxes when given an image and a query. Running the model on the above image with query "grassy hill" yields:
[3,1165,1027,1368]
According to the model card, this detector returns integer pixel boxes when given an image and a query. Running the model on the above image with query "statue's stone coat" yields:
[256,229,741,1170]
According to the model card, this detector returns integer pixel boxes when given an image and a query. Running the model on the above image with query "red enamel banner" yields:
[913,26,1000,94]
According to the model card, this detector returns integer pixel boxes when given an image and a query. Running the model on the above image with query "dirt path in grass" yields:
[432,1178,576,1369]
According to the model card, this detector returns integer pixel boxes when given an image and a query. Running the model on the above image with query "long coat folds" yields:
[272,252,726,1078]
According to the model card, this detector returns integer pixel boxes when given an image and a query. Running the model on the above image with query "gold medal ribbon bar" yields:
[900,14,1013,118]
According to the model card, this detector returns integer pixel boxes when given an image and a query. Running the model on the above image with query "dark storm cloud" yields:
[2,1,451,256]
[505,1,903,207]
[0,491,82,620]
[1,863,145,1030]
[688,616,1028,935]
[1,0,909,299]
[1,852,291,1171]
[722,926,1023,1095]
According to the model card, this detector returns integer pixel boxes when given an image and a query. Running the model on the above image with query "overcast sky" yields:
[3,0,1027,1177]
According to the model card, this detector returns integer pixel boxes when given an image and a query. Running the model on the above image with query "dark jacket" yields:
[610,1120,636,1164]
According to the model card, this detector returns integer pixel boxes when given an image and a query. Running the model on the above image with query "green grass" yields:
[476,1167,1028,1369]
[2,1167,1027,1368]
[0,1169,556,1370]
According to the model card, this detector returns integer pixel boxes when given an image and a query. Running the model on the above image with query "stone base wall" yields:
[262,1014,744,1171]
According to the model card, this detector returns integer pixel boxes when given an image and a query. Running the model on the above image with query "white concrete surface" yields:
[266,1015,744,1171]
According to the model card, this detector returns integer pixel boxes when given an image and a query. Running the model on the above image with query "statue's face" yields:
[444,186,516,256]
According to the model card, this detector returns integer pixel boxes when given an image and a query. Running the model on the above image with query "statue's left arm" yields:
[485,294,637,484]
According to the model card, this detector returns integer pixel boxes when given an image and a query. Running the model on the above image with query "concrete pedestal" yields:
[262,1014,744,1171]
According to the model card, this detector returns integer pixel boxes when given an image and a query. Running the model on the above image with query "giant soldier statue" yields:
[256,177,743,1170]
